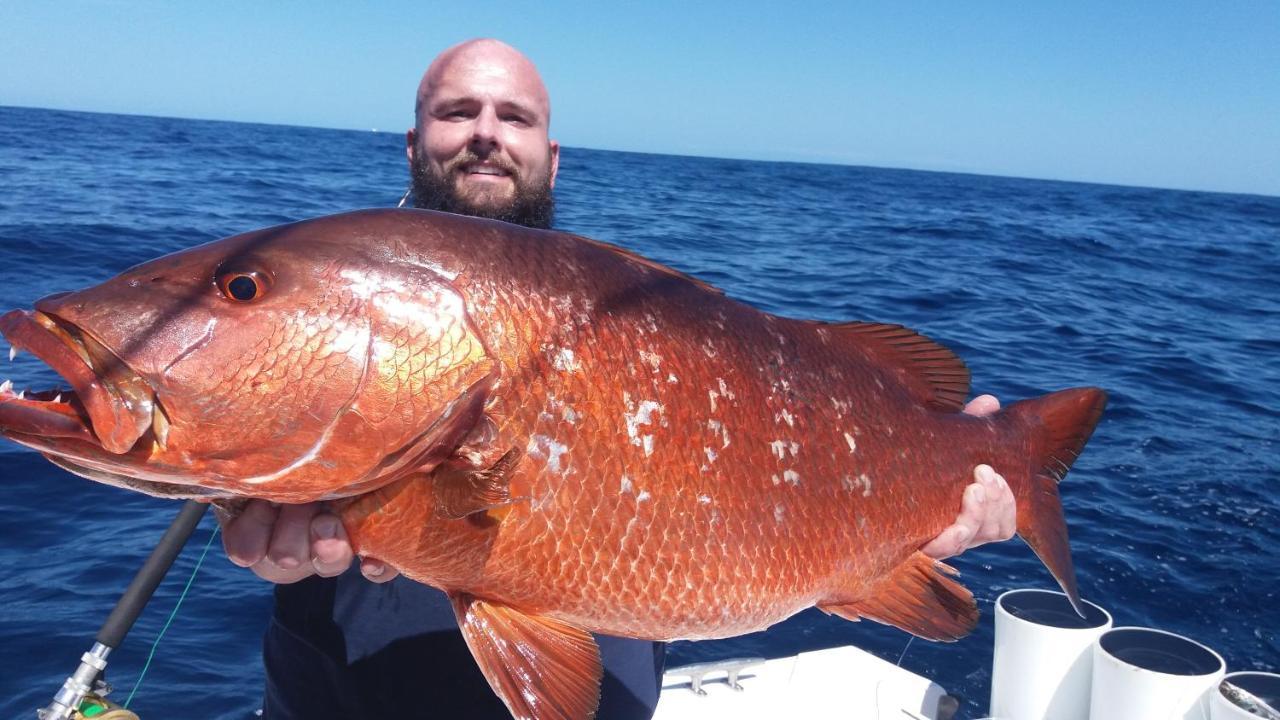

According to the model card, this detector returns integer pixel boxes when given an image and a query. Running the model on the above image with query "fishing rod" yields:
[38,500,209,720]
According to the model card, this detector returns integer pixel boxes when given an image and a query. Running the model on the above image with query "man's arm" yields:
[221,394,1017,581]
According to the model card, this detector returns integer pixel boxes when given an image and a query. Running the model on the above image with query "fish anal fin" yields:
[819,321,971,412]
[818,551,978,642]
[434,446,523,520]
[450,593,603,720]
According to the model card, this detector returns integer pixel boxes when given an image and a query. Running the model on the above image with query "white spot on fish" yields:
[770,440,787,459]
[783,469,801,486]
[637,490,651,502]
[667,373,679,384]
[708,419,731,449]
[844,432,858,453]
[771,474,781,486]
[774,504,786,523]
[552,347,579,372]
[639,349,663,372]
[776,408,795,427]
[562,406,578,424]
[858,473,873,496]
[620,475,633,493]
[697,494,712,505]
[789,441,800,457]
[624,396,664,450]
[526,434,570,475]
[704,447,717,463]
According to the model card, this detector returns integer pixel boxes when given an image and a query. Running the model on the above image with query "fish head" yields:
[0,210,496,502]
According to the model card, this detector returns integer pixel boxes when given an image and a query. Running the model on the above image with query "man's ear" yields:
[406,128,418,165]
[548,139,561,190]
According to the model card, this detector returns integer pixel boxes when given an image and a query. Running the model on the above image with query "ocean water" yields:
[0,104,1276,719]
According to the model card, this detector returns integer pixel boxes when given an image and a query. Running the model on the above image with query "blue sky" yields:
[2,1,1277,196]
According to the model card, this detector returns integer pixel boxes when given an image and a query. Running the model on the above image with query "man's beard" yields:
[410,151,555,230]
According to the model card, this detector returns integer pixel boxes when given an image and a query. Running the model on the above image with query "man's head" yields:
[407,39,559,229]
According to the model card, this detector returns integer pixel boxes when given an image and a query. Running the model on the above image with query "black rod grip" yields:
[95,500,210,649]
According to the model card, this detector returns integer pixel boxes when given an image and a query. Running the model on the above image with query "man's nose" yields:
[469,107,501,152]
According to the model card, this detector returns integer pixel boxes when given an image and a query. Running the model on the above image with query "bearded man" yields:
[221,38,1016,719]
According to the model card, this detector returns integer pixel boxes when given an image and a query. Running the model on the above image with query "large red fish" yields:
[0,209,1105,720]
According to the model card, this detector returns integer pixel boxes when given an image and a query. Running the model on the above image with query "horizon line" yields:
[3,103,1275,201]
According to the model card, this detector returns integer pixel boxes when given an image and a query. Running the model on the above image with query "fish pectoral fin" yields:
[813,321,971,412]
[434,447,524,520]
[449,592,603,720]
[817,551,978,642]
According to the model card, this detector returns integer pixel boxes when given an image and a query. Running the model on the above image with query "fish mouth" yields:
[0,309,168,456]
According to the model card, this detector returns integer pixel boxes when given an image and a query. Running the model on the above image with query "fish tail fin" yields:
[1006,386,1107,615]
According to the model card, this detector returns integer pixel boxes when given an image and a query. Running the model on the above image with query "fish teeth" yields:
[17,389,25,400]
[0,379,11,394]
[53,393,63,404]
[7,346,15,361]
[151,401,170,450]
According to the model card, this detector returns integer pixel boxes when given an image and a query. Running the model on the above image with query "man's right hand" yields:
[217,500,398,584]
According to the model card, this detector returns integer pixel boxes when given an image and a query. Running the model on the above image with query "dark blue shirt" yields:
[263,565,665,718]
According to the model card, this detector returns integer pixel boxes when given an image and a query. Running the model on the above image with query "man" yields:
[221,39,1017,719]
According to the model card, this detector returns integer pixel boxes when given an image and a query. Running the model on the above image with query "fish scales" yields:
[342,217,1026,638]
[0,209,1106,720]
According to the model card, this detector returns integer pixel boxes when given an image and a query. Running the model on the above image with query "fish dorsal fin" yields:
[817,551,978,642]
[820,321,970,412]
[450,593,603,720]
[434,447,523,520]
[570,234,725,296]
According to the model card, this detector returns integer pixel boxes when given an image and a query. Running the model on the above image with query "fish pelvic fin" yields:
[1007,386,1108,616]
[816,321,971,412]
[434,446,524,520]
[817,551,978,642]
[450,593,603,720]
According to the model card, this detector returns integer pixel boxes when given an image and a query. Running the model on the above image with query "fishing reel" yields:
[37,669,140,720]
[71,688,141,720]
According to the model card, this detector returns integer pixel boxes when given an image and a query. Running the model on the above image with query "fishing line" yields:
[123,522,221,709]
[893,593,999,667]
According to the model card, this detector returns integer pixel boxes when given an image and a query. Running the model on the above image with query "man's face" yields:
[407,46,560,229]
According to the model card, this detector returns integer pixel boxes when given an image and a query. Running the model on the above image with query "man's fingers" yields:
[971,465,1017,544]
[310,514,354,578]
[962,394,1001,417]
[920,482,985,559]
[221,499,279,568]
[360,558,400,583]
[221,501,397,585]
[267,504,317,571]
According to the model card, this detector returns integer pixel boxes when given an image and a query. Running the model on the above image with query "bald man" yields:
[221,39,1017,719]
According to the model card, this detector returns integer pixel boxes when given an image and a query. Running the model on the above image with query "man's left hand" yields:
[920,395,1017,560]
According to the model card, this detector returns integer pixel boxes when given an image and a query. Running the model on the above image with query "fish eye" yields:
[216,270,271,303]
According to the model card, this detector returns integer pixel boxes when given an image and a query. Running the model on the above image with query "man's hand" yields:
[920,394,1018,560]
[217,500,398,584]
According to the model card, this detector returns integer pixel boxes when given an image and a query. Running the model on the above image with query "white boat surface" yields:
[653,645,955,720]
